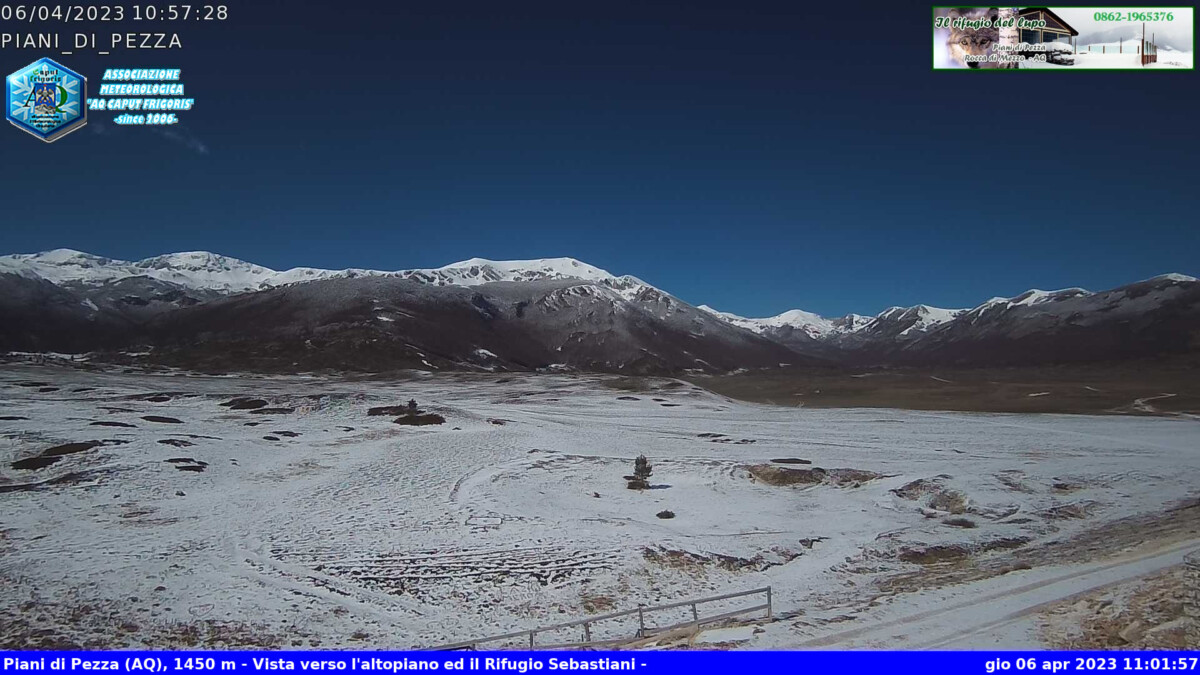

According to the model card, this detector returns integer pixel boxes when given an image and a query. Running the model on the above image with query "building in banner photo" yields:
[1018,7,1080,65]
[1019,7,1081,48]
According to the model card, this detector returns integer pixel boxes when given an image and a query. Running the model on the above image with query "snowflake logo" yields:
[6,58,88,143]
[8,73,33,122]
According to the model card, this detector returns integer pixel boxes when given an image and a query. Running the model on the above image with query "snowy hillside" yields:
[0,249,281,291]
[0,249,658,299]
[1050,41,1195,69]
[138,275,799,375]
[2,247,1197,370]
[1,248,804,372]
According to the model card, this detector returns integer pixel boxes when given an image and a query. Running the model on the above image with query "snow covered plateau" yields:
[2,365,1198,649]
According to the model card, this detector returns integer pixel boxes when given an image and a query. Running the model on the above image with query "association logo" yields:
[6,57,87,143]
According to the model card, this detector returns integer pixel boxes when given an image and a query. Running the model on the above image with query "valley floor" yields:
[1,364,1198,649]
[690,363,1200,417]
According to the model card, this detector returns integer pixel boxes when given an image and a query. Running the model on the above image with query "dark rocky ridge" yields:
[139,277,804,374]
[1,252,1197,374]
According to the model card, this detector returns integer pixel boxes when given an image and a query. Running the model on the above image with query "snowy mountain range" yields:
[0,249,651,296]
[1,248,1197,373]
[697,304,962,342]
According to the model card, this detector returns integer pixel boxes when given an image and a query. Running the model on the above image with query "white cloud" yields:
[151,126,210,155]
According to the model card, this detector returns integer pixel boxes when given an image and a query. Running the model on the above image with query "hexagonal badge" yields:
[6,58,87,143]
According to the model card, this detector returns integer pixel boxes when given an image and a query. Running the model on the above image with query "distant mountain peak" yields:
[138,250,245,264]
[877,304,963,318]
[134,251,275,274]
[1149,272,1197,283]
[441,256,596,270]
[698,305,835,339]
[15,248,114,264]
[424,256,620,284]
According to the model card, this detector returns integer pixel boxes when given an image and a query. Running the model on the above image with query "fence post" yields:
[529,630,535,648]
[1185,552,1200,618]
[766,587,773,619]
[690,602,699,625]
[583,622,591,643]
[637,606,646,637]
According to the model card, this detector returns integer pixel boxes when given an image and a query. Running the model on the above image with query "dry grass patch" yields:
[747,464,884,488]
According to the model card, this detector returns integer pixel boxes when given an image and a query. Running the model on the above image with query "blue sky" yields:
[1,0,1196,318]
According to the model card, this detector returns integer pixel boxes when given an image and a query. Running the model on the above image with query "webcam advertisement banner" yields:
[933,6,1194,69]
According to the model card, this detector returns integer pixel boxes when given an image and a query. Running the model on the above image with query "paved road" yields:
[793,538,1200,649]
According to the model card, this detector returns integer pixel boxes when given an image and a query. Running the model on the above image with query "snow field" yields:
[1,367,1198,648]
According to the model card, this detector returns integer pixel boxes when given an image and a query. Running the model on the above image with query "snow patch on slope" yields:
[132,252,279,292]
[397,257,655,303]
[869,304,965,337]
